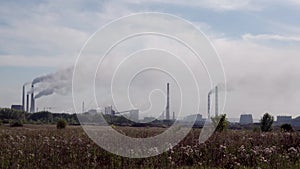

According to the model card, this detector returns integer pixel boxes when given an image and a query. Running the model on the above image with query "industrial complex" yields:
[7,81,300,128]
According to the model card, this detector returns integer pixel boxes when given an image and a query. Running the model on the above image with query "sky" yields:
[0,0,300,119]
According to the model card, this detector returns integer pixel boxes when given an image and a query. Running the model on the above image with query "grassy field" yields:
[0,125,300,169]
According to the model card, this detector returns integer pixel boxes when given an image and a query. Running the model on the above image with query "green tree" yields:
[260,113,274,132]
[212,114,228,132]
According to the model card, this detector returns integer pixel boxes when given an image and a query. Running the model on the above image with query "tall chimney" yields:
[30,84,35,113]
[22,85,25,111]
[208,93,211,119]
[173,112,175,121]
[215,86,218,116]
[26,94,29,112]
[82,101,85,113]
[166,83,170,120]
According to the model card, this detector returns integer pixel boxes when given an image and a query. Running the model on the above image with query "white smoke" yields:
[32,67,73,99]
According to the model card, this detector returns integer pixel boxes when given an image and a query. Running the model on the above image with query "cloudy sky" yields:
[0,0,300,119]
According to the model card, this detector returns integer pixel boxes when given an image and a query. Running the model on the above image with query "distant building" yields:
[291,116,300,127]
[143,117,156,122]
[11,105,23,111]
[183,114,203,122]
[276,116,292,125]
[129,109,139,121]
[104,106,115,115]
[239,114,253,125]
[87,109,97,115]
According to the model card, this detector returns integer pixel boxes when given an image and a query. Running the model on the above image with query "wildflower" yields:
[220,145,227,150]
[17,150,23,156]
[264,147,272,154]
[288,147,297,153]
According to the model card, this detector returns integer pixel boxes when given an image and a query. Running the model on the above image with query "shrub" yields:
[260,113,274,132]
[252,126,260,132]
[281,123,294,132]
[212,114,228,132]
[10,120,23,127]
[56,119,67,129]
[2,119,9,124]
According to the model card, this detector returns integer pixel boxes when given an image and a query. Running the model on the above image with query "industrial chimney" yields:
[173,112,175,121]
[30,84,35,113]
[26,94,29,112]
[166,83,170,120]
[22,85,25,111]
[207,93,211,119]
[215,86,218,117]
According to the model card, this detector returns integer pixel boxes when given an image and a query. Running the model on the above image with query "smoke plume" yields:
[32,67,73,99]
[34,88,54,99]
[208,83,228,95]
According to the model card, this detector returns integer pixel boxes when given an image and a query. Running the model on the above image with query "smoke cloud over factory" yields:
[21,67,73,113]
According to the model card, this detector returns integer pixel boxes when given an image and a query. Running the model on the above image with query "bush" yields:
[212,114,228,132]
[2,119,9,124]
[10,120,23,127]
[252,126,260,132]
[56,119,67,129]
[281,123,294,132]
[260,113,274,132]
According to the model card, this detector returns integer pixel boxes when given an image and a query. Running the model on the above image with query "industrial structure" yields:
[21,83,36,113]
[276,116,292,125]
[11,105,23,111]
[104,106,139,122]
[30,84,35,113]
[26,94,29,112]
[239,114,253,124]
[22,85,25,111]
[166,83,170,120]
[104,106,115,115]
[207,86,219,119]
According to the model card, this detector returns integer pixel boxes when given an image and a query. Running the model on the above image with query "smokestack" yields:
[30,84,35,113]
[166,83,170,120]
[208,93,211,119]
[22,85,25,111]
[26,94,29,112]
[173,112,175,121]
[215,86,218,116]
[82,101,85,113]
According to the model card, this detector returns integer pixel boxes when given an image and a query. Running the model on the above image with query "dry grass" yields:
[0,125,300,168]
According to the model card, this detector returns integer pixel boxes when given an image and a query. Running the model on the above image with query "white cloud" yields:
[212,36,300,117]
[0,55,73,67]
[242,33,300,42]
[125,0,262,11]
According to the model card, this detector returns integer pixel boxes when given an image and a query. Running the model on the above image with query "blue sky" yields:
[0,0,300,118]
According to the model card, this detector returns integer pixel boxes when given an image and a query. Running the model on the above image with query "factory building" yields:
[128,109,139,122]
[87,109,97,115]
[276,116,292,125]
[291,116,300,127]
[239,114,253,125]
[183,114,203,122]
[11,105,23,111]
[104,106,115,115]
